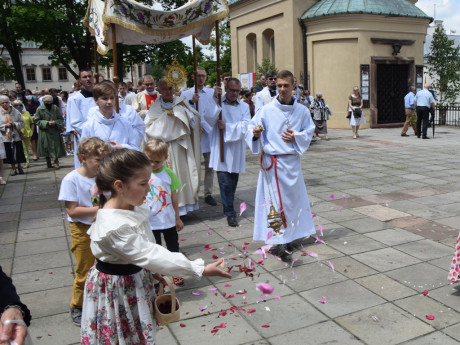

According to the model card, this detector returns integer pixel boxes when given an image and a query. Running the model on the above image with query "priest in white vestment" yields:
[145,79,201,215]
[132,75,158,119]
[254,70,279,114]
[246,70,316,262]
[66,69,96,168]
[209,78,250,227]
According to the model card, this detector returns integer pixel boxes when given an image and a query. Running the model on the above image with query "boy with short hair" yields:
[144,138,184,286]
[58,137,111,325]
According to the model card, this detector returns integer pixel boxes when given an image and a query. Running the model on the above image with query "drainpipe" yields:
[298,18,308,90]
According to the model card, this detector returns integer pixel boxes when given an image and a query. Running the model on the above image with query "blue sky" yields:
[416,0,460,34]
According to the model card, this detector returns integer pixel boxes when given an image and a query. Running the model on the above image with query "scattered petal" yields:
[224,284,232,287]
[261,324,270,328]
[239,202,247,216]
[179,238,186,241]
[426,315,435,320]
[319,296,327,304]
[329,194,335,200]
[212,255,219,260]
[274,296,281,301]
[236,289,247,295]
[192,291,202,296]
[301,252,308,256]
[265,306,270,311]
[372,315,379,321]
[318,224,323,236]
[199,306,207,311]
[315,236,326,244]
[208,288,217,291]
[247,309,256,313]
[204,244,211,250]
[267,231,273,240]
[423,290,428,296]
[327,261,335,272]
[220,311,227,317]
[180,323,186,327]
[256,282,274,295]
[309,251,318,258]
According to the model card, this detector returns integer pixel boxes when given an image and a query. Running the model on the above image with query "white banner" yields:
[84,0,229,55]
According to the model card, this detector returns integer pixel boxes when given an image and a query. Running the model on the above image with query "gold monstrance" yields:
[164,59,187,95]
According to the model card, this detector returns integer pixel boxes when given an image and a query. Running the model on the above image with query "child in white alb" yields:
[58,137,111,326]
[144,138,185,286]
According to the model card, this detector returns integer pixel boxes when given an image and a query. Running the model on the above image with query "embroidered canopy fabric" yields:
[84,0,229,55]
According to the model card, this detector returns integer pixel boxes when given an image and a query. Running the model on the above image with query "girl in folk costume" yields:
[80,149,231,344]
[81,82,141,151]
[34,95,67,169]
[0,95,26,176]
[348,86,365,139]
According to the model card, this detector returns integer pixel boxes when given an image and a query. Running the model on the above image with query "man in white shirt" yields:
[209,78,250,227]
[118,82,135,106]
[414,83,435,139]
[254,70,278,113]
[181,67,221,206]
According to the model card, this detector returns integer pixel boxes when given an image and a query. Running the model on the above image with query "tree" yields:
[427,26,460,106]
[0,0,25,88]
[255,58,278,86]
[0,57,15,82]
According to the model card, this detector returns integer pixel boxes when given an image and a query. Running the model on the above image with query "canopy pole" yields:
[111,23,120,113]
[93,40,99,84]
[192,36,198,113]
[215,21,224,162]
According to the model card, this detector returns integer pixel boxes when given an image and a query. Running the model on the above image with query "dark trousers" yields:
[153,226,179,252]
[217,171,239,217]
[416,106,430,138]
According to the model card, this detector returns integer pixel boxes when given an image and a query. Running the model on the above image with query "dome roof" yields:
[300,0,432,21]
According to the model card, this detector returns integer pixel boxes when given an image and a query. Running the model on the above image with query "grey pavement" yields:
[1,126,460,345]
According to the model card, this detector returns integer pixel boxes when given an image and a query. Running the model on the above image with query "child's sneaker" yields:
[70,307,82,326]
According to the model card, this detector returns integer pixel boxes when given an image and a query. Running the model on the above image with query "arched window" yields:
[246,33,257,72]
[262,29,275,65]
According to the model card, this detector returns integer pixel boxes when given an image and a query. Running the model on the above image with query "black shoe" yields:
[422,136,430,139]
[204,195,217,206]
[11,170,18,176]
[268,244,291,257]
[417,136,421,138]
[401,133,409,137]
[18,168,25,175]
[280,253,293,263]
[427,123,431,128]
[227,215,239,227]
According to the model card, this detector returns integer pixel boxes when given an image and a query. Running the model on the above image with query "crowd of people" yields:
[0,66,452,345]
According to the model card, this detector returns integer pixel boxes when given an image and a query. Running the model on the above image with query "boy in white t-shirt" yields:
[144,139,185,286]
[58,137,111,326]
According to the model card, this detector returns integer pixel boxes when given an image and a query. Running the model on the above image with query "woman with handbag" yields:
[34,95,66,169]
[348,86,365,139]
[0,95,26,176]
[311,92,331,140]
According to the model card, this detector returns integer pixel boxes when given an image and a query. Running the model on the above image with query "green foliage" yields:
[256,58,278,85]
[427,26,460,106]
[0,59,15,81]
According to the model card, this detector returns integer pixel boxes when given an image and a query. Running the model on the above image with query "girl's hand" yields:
[202,259,232,279]
[176,218,184,231]
[109,141,123,149]
[152,273,166,286]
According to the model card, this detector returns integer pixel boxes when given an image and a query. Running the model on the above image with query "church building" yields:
[228,0,432,128]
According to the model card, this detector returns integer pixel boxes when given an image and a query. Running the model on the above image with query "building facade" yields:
[229,0,432,128]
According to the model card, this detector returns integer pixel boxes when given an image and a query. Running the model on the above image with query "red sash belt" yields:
[260,153,295,228]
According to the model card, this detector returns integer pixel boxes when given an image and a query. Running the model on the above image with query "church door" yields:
[376,64,408,124]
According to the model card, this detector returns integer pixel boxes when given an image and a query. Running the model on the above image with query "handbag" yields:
[154,276,181,326]
[353,107,362,118]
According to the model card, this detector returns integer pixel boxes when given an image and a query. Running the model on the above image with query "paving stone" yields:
[0,244,14,259]
[355,273,417,301]
[399,332,460,345]
[339,217,392,234]
[353,204,411,221]
[352,248,421,272]
[301,279,385,318]
[0,258,13,276]
[155,326,179,345]
[428,255,453,271]
[395,294,460,329]
[168,310,263,345]
[0,211,19,222]
[21,200,61,211]
[27,313,81,345]
[326,234,387,255]
[327,256,378,279]
[385,263,450,293]
[364,228,425,246]
[335,303,434,345]
[394,240,454,261]
[0,231,16,244]
[331,196,375,209]
[13,250,72,274]
[18,215,66,230]
[17,226,67,242]
[12,266,74,294]
[267,320,365,345]
[389,216,426,228]
[14,237,68,257]
[403,221,459,241]
[436,216,460,230]
[444,323,460,342]
[427,285,460,313]
[20,286,73,319]
[20,208,63,220]
[0,203,21,214]
[317,208,365,223]
[238,294,328,338]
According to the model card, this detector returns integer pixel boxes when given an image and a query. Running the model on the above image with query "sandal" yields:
[172,277,184,287]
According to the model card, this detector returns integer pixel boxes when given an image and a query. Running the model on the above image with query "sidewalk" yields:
[1,127,460,345]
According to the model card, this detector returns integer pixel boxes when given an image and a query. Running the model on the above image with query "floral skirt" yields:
[81,266,157,345]
[448,232,460,282]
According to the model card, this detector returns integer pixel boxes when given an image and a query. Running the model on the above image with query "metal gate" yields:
[377,64,408,124]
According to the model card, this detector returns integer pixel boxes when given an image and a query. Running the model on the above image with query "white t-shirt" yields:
[146,167,181,230]
[58,169,98,225]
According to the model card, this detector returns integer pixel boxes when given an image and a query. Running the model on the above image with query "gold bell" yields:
[267,205,281,220]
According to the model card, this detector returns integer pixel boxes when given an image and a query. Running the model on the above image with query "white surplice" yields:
[81,110,140,151]
[144,96,202,215]
[180,87,220,154]
[246,97,316,245]
[209,97,250,173]
[254,86,278,114]
[67,91,96,167]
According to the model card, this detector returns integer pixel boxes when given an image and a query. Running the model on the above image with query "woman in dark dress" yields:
[23,89,40,160]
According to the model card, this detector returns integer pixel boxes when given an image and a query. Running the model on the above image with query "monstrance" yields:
[164,59,187,96]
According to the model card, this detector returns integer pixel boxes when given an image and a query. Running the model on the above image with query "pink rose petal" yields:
[267,230,273,240]
[301,252,308,256]
[315,236,326,244]
[426,315,435,320]
[330,194,335,200]
[199,306,207,311]
[261,324,270,328]
[318,224,323,236]
[423,290,428,296]
[327,261,335,272]
[256,282,274,295]
[239,202,247,216]
[247,309,256,313]
[274,296,281,301]
[309,251,318,258]
[192,291,202,296]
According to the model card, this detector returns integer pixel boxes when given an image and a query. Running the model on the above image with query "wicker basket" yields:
[154,276,181,326]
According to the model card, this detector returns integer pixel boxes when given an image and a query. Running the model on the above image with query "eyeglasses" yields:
[268,77,277,81]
